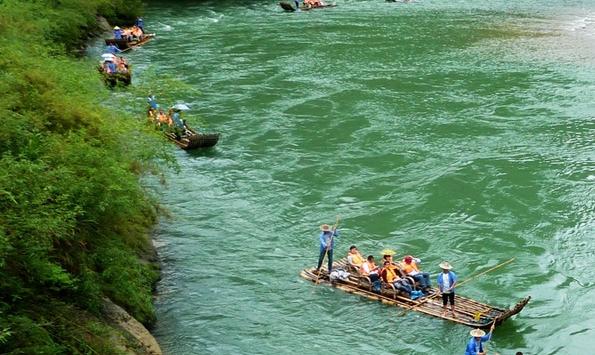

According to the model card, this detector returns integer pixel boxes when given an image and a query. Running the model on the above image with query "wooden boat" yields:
[164,127,220,150]
[105,33,156,52]
[300,258,531,329]
[279,1,337,11]
[97,66,131,86]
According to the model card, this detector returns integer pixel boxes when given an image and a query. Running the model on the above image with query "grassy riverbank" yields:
[0,0,170,353]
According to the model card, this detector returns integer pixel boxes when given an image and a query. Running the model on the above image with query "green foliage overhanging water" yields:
[0,0,170,353]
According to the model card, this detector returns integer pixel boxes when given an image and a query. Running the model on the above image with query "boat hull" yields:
[164,128,220,150]
[104,33,156,52]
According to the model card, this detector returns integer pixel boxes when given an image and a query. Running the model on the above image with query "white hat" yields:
[439,262,453,270]
[470,329,486,337]
[320,224,332,232]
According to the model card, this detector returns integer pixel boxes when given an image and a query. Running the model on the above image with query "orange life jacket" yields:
[348,251,365,265]
[403,261,420,275]
[360,261,376,276]
[383,267,399,283]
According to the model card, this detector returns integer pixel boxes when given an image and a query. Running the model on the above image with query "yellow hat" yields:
[113,26,120,30]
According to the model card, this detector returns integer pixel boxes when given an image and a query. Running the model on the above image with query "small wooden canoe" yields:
[164,127,220,150]
[279,1,337,11]
[300,258,530,329]
[105,33,156,52]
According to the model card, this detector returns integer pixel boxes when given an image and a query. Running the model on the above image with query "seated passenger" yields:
[119,57,128,68]
[102,61,113,73]
[346,245,365,268]
[116,62,127,73]
[156,110,168,124]
[381,261,422,299]
[402,255,432,293]
[148,107,156,121]
[360,255,381,291]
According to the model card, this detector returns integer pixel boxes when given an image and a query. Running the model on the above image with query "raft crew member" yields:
[294,0,299,9]
[402,255,431,293]
[464,323,495,355]
[106,43,121,55]
[113,26,122,39]
[136,16,144,33]
[381,261,422,299]
[147,93,158,110]
[436,261,457,318]
[316,223,339,274]
[346,245,365,268]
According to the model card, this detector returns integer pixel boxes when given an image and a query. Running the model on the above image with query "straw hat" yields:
[320,224,332,232]
[439,262,453,270]
[381,249,396,256]
[113,26,120,30]
[470,329,486,337]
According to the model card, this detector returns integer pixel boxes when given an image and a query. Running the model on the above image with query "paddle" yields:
[312,214,341,292]
[395,258,515,316]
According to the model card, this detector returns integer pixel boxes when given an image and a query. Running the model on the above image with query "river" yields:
[130,0,595,353]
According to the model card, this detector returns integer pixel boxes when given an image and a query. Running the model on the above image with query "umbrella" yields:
[170,103,190,111]
[380,249,396,255]
[101,53,116,59]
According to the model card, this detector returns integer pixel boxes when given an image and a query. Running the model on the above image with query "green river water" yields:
[127,0,595,353]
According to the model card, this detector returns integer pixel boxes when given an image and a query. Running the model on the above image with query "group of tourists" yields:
[314,223,525,355]
[146,93,188,138]
[299,0,325,7]
[112,17,145,41]
[101,55,129,74]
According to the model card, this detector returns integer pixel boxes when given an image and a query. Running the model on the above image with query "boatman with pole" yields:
[465,322,496,355]
[315,222,339,275]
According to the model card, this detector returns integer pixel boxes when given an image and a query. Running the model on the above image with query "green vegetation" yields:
[0,0,171,353]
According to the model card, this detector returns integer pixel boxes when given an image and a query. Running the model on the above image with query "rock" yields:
[101,298,163,355]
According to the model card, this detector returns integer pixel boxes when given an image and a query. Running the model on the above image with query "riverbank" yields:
[0,0,170,353]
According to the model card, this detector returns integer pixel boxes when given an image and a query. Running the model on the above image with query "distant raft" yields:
[105,33,156,52]
[300,258,531,329]
[279,1,338,11]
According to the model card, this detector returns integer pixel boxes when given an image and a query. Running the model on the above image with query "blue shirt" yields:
[147,95,158,109]
[319,230,339,252]
[114,29,122,39]
[437,271,458,293]
[136,18,143,27]
[172,112,183,127]
[106,45,121,54]
[464,333,491,355]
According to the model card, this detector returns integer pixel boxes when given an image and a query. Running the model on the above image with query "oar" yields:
[395,258,515,316]
[312,214,341,292]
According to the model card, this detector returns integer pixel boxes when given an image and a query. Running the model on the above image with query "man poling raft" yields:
[465,322,496,355]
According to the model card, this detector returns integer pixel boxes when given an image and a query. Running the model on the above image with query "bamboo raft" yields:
[300,258,530,329]
[279,1,338,11]
[164,128,220,150]
[97,66,131,86]
[105,33,156,52]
